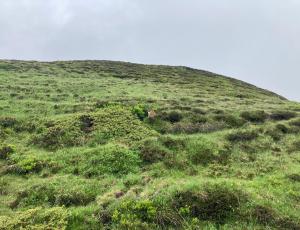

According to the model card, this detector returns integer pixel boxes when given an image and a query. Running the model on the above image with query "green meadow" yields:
[0,60,299,229]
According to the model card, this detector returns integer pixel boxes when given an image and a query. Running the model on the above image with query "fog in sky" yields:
[1,0,299,101]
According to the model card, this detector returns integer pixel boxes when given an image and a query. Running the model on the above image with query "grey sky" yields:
[1,0,299,101]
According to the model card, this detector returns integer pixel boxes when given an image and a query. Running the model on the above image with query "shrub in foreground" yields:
[0,207,68,230]
[172,183,248,224]
[252,205,300,230]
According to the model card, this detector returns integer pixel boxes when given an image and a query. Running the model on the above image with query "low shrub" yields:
[214,114,245,128]
[6,155,45,174]
[32,121,85,150]
[165,111,183,123]
[169,122,226,134]
[0,116,18,128]
[172,183,248,224]
[265,126,284,141]
[83,144,141,177]
[79,114,94,133]
[158,136,187,150]
[0,144,15,159]
[187,138,219,165]
[270,111,297,121]
[139,138,172,164]
[0,207,68,230]
[227,130,259,142]
[132,104,149,121]
[11,179,100,208]
[15,157,44,174]
[112,199,157,229]
[252,205,300,229]
[275,123,289,134]
[240,110,268,123]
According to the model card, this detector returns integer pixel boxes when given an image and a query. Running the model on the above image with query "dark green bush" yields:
[32,121,84,150]
[270,111,297,121]
[240,110,268,123]
[54,190,95,207]
[252,205,300,229]
[0,116,18,128]
[139,138,172,164]
[0,144,15,159]
[165,111,183,123]
[79,114,94,133]
[227,130,259,142]
[214,114,245,128]
[11,181,99,208]
[158,136,186,150]
[172,183,248,223]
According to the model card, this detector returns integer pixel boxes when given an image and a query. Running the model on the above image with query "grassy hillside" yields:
[0,60,300,230]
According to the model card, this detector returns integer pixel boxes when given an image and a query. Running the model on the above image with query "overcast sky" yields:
[1,0,299,101]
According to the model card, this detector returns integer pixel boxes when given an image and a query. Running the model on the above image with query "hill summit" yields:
[0,60,300,229]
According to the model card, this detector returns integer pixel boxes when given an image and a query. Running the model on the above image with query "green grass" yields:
[0,60,300,229]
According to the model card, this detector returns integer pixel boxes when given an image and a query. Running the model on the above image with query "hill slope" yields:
[0,60,300,229]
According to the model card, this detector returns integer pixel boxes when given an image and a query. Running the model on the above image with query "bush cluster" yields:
[172,183,248,223]
[132,104,149,121]
[187,138,219,165]
[82,144,141,177]
[32,121,85,150]
[0,116,18,128]
[139,138,172,164]
[214,114,245,128]
[227,129,259,142]
[112,199,157,229]
[0,207,68,230]
[269,111,297,121]
[240,110,268,123]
